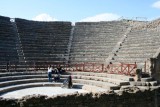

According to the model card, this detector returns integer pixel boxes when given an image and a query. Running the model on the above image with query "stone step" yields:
[67,72,134,81]
[0,77,108,93]
[0,71,134,83]
[141,77,153,82]
[0,73,129,88]
[129,81,157,86]
[73,79,120,90]
[0,72,46,77]
[0,75,47,82]
[0,74,75,82]
[70,75,129,86]
[0,78,53,87]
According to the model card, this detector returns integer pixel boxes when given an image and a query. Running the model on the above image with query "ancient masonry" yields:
[0,15,160,107]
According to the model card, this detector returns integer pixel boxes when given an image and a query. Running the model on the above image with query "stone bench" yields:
[69,60,105,64]
[69,58,106,62]
[116,53,154,57]
[0,71,133,93]
[66,72,134,81]
[0,72,124,94]
[70,75,129,86]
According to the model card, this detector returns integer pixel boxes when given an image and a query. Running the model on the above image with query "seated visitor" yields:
[53,68,60,82]
[57,67,66,74]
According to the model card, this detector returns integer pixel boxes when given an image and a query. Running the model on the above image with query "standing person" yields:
[68,75,73,88]
[61,75,72,88]
[48,65,52,82]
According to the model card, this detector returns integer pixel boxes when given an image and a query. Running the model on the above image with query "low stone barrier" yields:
[0,86,159,107]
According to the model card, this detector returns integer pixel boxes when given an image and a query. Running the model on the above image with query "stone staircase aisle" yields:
[106,27,132,64]
[11,21,26,63]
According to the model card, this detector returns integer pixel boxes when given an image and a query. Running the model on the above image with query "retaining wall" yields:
[0,87,160,107]
[151,53,160,83]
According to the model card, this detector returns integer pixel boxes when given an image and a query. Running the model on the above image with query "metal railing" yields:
[0,61,137,76]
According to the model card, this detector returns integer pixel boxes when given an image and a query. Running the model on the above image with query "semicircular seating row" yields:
[0,71,157,96]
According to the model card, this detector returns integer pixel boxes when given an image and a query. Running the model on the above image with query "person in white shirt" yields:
[48,65,52,82]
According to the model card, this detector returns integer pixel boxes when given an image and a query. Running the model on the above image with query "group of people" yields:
[47,65,72,88]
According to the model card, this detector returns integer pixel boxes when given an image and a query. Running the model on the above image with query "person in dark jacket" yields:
[61,75,72,88]
[53,68,60,82]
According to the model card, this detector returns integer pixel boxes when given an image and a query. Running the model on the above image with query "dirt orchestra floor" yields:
[1,87,88,99]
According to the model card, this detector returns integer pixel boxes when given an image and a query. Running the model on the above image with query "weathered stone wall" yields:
[151,53,160,83]
[0,87,159,107]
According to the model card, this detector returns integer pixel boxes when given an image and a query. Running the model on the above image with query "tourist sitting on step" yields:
[53,68,60,82]
[57,67,66,74]
[48,65,53,82]
[61,75,73,88]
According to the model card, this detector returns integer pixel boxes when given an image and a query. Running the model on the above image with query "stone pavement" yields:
[1,87,88,99]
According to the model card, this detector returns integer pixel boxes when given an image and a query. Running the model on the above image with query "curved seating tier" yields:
[69,21,129,64]
[0,71,135,95]
[0,15,160,88]
[15,18,72,63]
[0,71,157,97]
[0,16,19,62]
[112,24,160,64]
[0,15,160,68]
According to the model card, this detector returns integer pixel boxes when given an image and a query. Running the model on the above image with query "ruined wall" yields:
[0,87,159,107]
[151,53,160,83]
